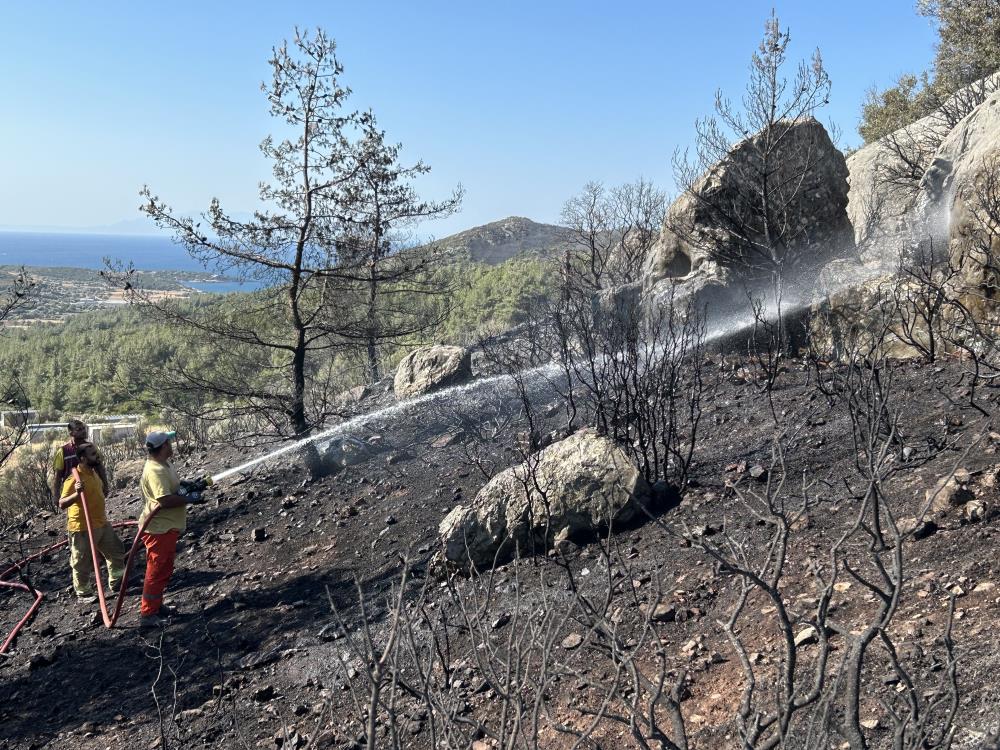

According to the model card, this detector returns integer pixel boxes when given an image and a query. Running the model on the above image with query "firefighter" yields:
[51,419,108,509]
[58,441,125,602]
[137,431,187,629]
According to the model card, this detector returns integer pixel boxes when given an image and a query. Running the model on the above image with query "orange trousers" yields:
[141,529,179,616]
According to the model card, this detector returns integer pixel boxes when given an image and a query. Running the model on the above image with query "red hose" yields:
[0,539,67,653]
[0,470,162,652]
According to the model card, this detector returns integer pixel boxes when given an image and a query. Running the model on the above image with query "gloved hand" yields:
[179,478,210,504]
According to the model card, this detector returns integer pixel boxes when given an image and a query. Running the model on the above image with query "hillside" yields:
[433,216,575,265]
[1,355,998,749]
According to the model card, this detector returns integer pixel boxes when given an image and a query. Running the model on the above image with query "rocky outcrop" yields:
[844,109,947,264]
[393,345,473,400]
[923,85,1000,321]
[808,73,1000,360]
[844,73,1000,265]
[807,260,931,360]
[438,430,650,570]
[644,118,852,286]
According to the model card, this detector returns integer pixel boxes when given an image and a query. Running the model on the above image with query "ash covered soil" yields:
[2,357,1000,750]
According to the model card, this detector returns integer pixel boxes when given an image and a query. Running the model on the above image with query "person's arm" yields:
[58,478,82,510]
[50,451,63,506]
[59,491,80,510]
[151,494,189,510]
[144,464,190,514]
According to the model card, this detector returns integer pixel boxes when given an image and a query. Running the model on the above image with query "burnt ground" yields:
[2,357,1000,749]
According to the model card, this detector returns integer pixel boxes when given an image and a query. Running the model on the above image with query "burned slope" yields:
[1,357,999,749]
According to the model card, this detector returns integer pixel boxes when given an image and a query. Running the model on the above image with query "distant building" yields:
[0,410,39,428]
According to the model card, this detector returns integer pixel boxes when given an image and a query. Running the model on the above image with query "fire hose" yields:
[0,470,212,653]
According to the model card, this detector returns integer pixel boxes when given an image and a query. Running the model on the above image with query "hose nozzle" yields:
[179,475,214,504]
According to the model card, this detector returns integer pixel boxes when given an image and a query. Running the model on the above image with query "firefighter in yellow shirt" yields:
[58,441,125,602]
[138,431,188,628]
[51,419,108,509]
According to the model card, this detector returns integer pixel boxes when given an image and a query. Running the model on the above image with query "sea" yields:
[0,230,265,293]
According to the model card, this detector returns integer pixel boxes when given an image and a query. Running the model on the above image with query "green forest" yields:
[0,254,556,420]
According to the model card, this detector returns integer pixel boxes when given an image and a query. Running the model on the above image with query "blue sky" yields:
[0,1,937,238]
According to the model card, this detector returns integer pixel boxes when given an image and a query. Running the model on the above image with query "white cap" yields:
[145,430,176,450]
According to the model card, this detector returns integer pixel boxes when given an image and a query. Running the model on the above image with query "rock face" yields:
[925,85,1000,320]
[844,108,947,264]
[438,430,650,569]
[808,73,1000,360]
[393,345,473,400]
[807,260,932,360]
[844,73,1000,265]
[644,118,852,285]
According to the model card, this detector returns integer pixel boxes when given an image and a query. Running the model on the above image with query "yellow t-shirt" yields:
[61,466,108,533]
[139,459,185,535]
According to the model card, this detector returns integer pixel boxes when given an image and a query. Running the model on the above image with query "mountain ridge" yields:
[431,215,574,265]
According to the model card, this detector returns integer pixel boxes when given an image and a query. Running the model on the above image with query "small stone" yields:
[561,633,584,650]
[175,708,203,723]
[251,528,267,543]
[491,613,510,630]
[899,517,938,540]
[28,650,56,670]
[681,638,700,654]
[644,603,677,623]
[253,685,276,702]
[926,473,974,513]
[430,433,462,449]
[749,465,768,481]
[794,626,818,647]
[384,515,397,526]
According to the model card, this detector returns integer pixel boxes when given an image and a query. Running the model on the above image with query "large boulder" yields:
[317,436,372,474]
[438,430,650,570]
[644,118,852,285]
[393,345,473,399]
[807,261,932,360]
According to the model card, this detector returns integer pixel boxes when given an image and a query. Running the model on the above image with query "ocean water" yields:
[0,231,205,271]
